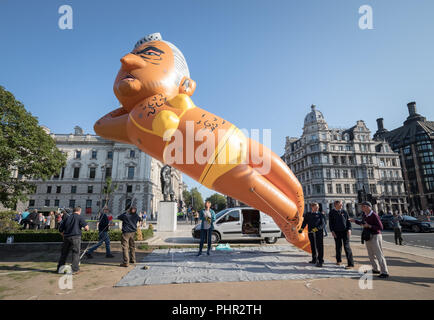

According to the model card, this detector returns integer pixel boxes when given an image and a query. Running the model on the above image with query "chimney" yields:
[376,118,384,131]
[407,101,416,116]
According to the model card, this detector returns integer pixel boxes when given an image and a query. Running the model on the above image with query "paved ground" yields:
[0,220,433,300]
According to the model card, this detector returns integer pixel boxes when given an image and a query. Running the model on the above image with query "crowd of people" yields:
[15,209,68,230]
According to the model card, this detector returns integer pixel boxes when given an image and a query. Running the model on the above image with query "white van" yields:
[191,207,282,244]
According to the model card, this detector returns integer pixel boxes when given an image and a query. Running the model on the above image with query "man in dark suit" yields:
[329,200,354,268]
[299,202,326,267]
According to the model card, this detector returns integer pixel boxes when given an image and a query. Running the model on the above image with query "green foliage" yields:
[205,193,227,211]
[182,189,191,207]
[0,227,153,243]
[0,210,20,232]
[187,187,204,211]
[0,86,66,209]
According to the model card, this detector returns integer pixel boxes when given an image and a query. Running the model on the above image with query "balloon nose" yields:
[120,53,147,71]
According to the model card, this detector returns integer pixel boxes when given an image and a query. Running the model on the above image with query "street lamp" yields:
[98,164,106,217]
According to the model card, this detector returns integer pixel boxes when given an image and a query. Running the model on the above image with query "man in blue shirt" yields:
[118,207,142,267]
[299,202,326,267]
[57,207,89,274]
[85,208,114,259]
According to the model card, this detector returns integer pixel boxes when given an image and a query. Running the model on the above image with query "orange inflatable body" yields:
[94,33,310,252]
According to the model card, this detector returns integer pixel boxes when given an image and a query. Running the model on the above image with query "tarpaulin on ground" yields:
[115,245,360,287]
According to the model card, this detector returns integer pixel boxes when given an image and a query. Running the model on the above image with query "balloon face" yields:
[113,41,177,111]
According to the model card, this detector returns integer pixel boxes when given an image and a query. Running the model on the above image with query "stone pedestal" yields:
[157,201,177,232]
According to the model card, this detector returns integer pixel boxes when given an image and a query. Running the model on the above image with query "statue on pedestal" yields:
[160,165,175,202]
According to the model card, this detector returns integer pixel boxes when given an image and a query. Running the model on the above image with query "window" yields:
[75,150,81,159]
[88,186,93,194]
[351,169,356,178]
[61,167,65,179]
[107,151,113,159]
[368,168,374,179]
[45,199,50,206]
[327,184,333,193]
[73,167,80,179]
[71,186,77,194]
[333,156,339,164]
[344,184,350,194]
[126,185,133,193]
[342,170,349,178]
[54,199,60,207]
[130,150,136,158]
[314,184,322,194]
[91,150,97,159]
[341,156,346,164]
[89,167,96,179]
[86,200,92,208]
[69,199,76,208]
[56,186,61,194]
[326,169,331,179]
[223,210,240,223]
[334,169,340,179]
[370,184,377,194]
[128,166,135,179]
[352,184,357,194]
[47,186,52,194]
[336,184,342,194]
[105,167,112,178]
[29,199,35,207]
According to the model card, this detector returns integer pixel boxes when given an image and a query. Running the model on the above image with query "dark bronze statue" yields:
[160,165,175,201]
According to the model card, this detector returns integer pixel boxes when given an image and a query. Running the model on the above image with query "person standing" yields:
[20,209,30,229]
[350,201,389,278]
[49,211,56,229]
[329,200,354,269]
[197,201,216,256]
[118,207,142,267]
[57,207,89,274]
[298,202,326,267]
[194,210,199,225]
[28,209,39,230]
[85,208,115,259]
[392,211,403,245]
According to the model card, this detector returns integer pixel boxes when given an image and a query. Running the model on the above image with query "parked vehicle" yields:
[192,207,282,244]
[380,214,395,230]
[399,215,434,233]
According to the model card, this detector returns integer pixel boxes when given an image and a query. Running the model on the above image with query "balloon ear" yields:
[179,77,196,96]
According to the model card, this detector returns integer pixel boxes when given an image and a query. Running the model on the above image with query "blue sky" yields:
[1,0,433,199]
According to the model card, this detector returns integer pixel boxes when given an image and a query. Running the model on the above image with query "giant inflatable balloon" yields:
[94,33,310,252]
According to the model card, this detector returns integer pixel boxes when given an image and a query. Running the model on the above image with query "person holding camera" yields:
[350,201,389,278]
[298,202,326,267]
[197,201,216,256]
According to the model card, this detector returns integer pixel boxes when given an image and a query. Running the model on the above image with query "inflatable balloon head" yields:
[114,32,196,112]
[94,33,310,253]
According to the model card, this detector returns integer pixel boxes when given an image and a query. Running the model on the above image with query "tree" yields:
[182,187,204,212]
[206,193,227,211]
[182,189,191,208]
[0,86,66,209]
[190,188,204,211]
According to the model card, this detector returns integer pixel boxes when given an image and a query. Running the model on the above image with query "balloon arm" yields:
[94,108,131,144]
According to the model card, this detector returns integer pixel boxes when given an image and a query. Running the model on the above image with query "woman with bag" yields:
[350,201,389,278]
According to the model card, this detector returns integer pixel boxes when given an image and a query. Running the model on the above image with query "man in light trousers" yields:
[351,201,389,278]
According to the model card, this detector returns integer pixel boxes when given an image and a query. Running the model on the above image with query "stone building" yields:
[374,102,434,211]
[25,126,184,218]
[282,105,408,216]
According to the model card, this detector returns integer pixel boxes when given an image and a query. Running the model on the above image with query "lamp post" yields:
[99,165,106,218]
